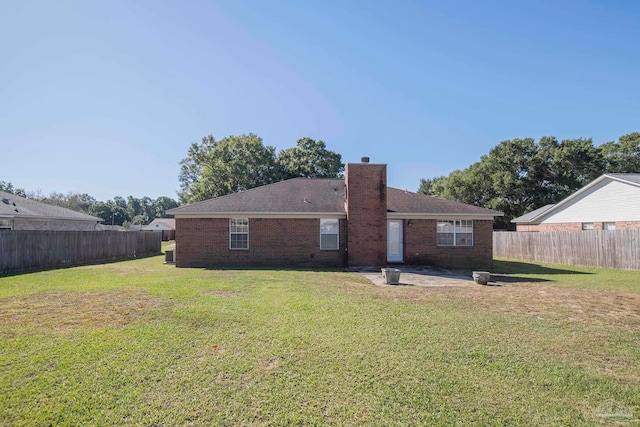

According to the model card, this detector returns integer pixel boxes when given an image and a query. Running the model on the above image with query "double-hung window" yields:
[437,220,473,246]
[320,219,339,250]
[229,218,249,249]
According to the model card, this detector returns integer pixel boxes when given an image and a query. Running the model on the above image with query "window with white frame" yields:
[603,222,616,230]
[582,222,594,231]
[436,220,473,246]
[229,218,249,249]
[0,219,11,230]
[320,219,339,250]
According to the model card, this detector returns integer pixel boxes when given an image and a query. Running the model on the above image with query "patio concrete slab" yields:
[354,266,484,287]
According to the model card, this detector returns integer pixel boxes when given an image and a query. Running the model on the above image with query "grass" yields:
[1,257,639,425]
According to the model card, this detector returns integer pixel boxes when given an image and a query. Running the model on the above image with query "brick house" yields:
[512,173,640,231]
[0,191,102,231]
[168,160,502,269]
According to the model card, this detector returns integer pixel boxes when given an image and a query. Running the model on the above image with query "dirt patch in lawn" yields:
[0,289,168,336]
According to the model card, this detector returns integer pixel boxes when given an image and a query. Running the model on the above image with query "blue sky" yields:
[2,0,639,201]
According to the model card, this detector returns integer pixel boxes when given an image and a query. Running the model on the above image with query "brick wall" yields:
[616,221,640,230]
[517,221,640,231]
[345,163,387,266]
[403,219,494,269]
[516,223,582,231]
[176,217,347,268]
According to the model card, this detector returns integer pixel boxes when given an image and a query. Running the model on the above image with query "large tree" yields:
[278,137,344,179]
[418,135,610,229]
[0,181,27,197]
[89,201,129,226]
[178,134,281,204]
[178,134,344,204]
[154,196,179,218]
[600,132,640,173]
[40,192,97,214]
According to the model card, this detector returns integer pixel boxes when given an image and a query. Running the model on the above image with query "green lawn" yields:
[1,257,638,425]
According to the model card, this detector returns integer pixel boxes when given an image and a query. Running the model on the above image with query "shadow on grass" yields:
[489,259,593,284]
[490,275,550,284]
[492,260,592,275]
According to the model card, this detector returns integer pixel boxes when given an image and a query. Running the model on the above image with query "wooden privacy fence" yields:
[0,231,161,274]
[493,230,640,270]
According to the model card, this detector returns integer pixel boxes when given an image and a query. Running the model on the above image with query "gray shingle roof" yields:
[169,178,346,214]
[146,218,175,228]
[387,188,502,215]
[605,173,640,185]
[0,191,102,222]
[168,178,502,216]
[511,204,555,223]
[143,218,175,230]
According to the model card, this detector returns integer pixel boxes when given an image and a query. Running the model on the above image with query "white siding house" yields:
[512,174,640,231]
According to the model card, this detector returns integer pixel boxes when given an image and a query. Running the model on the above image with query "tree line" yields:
[419,132,640,229]
[6,131,636,230]
[0,182,178,227]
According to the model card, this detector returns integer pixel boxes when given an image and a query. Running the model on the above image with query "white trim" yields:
[387,213,497,220]
[606,174,640,188]
[0,214,100,222]
[174,212,346,219]
[174,212,497,220]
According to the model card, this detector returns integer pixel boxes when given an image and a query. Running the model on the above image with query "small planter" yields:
[472,271,491,285]
[381,268,401,285]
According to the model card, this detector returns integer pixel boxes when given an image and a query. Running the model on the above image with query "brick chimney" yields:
[345,159,387,266]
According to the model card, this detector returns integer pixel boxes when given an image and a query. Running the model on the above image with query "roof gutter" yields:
[0,214,102,222]
[173,212,347,219]
[387,213,500,220]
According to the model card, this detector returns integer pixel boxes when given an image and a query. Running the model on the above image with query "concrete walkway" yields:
[355,266,482,287]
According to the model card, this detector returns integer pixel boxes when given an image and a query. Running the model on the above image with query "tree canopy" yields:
[419,132,640,229]
[178,134,344,204]
[279,137,344,179]
[0,181,27,197]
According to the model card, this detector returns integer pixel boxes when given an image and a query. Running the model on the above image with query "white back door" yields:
[387,220,403,262]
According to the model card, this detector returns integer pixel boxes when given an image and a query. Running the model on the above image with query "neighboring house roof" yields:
[167,178,502,219]
[0,191,102,222]
[605,173,640,185]
[511,204,555,223]
[142,218,176,231]
[512,173,640,224]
